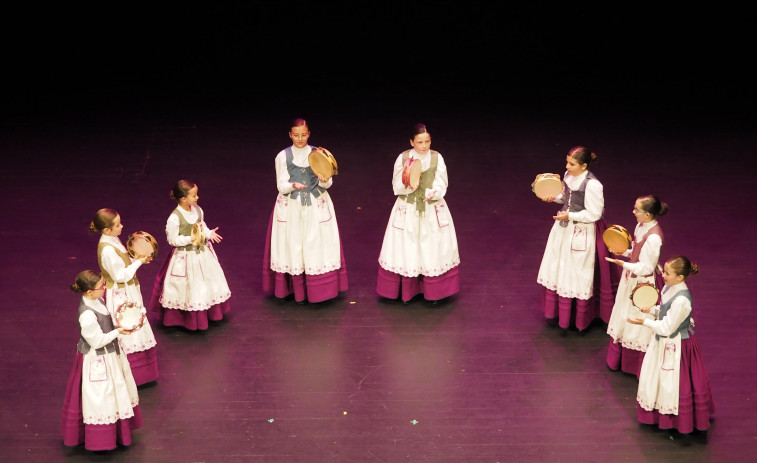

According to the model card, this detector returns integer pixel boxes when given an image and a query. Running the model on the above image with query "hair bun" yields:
[658,202,669,217]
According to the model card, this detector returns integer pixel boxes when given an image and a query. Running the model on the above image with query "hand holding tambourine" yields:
[127,231,158,263]
[532,173,562,202]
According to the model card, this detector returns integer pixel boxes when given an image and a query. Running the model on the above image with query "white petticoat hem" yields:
[269,262,342,276]
[378,258,460,278]
[537,278,592,300]
[83,402,139,425]
[119,340,157,355]
[159,291,231,311]
[637,395,678,415]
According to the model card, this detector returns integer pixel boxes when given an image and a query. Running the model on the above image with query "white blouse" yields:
[643,282,692,336]
[622,220,663,276]
[391,149,449,201]
[165,205,211,247]
[99,235,142,283]
[553,170,604,223]
[275,145,333,195]
[79,297,119,349]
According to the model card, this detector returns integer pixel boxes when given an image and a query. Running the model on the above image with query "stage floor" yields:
[1,87,755,462]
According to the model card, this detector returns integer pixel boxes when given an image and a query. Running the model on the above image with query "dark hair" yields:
[637,195,669,217]
[291,118,308,131]
[411,123,430,140]
[666,256,699,278]
[568,146,597,166]
[170,180,196,202]
[70,270,102,293]
[89,208,118,233]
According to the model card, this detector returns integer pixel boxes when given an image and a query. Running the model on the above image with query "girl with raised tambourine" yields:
[61,270,143,451]
[263,118,348,303]
[536,146,618,334]
[150,179,231,330]
[627,256,715,434]
[605,195,668,377]
[91,208,158,385]
[376,123,460,302]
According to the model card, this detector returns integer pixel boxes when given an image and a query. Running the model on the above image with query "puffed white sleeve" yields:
[424,153,449,200]
[623,234,662,276]
[275,150,295,195]
[79,310,119,349]
[568,178,604,223]
[166,213,192,247]
[100,245,142,283]
[642,296,692,336]
[392,153,414,196]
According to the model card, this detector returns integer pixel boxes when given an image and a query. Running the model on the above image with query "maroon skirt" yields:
[125,347,159,385]
[540,217,621,329]
[637,334,715,434]
[376,265,459,302]
[150,247,231,330]
[61,352,143,451]
[262,209,348,303]
[606,341,644,377]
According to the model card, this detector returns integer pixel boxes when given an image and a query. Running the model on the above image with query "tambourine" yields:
[115,301,146,331]
[401,158,422,189]
[630,282,659,309]
[531,173,563,200]
[191,222,206,246]
[602,225,632,253]
[308,147,338,180]
[126,231,158,259]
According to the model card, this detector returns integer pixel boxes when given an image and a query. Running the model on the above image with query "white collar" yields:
[100,234,125,249]
[637,219,658,231]
[83,297,109,315]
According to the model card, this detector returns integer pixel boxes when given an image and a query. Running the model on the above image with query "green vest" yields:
[173,206,206,252]
[97,242,139,289]
[399,150,439,214]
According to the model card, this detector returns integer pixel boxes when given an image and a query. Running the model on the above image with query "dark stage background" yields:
[2,5,755,462]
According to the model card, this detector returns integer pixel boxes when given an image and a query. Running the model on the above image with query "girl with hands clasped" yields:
[605,195,667,377]
[536,146,618,333]
[91,208,158,385]
[61,270,143,451]
[628,256,714,435]
[377,123,460,302]
[263,118,348,303]
[150,180,231,330]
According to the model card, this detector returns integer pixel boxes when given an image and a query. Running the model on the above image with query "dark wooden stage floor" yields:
[2,75,756,461]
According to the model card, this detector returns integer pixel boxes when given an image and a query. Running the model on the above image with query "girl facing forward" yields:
[61,270,142,451]
[536,146,618,333]
[377,123,460,302]
[629,256,715,434]
[605,195,668,376]
[91,208,158,385]
[263,118,348,303]
[151,180,231,330]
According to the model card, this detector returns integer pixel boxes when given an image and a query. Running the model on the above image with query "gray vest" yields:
[76,299,120,355]
[655,288,693,341]
[559,171,598,227]
[286,145,324,206]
